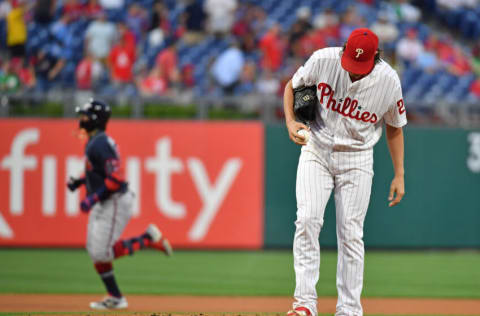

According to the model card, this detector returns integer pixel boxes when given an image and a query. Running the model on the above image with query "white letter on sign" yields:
[467,132,480,173]
[187,158,242,241]
[65,156,85,216]
[126,157,141,217]
[42,156,57,216]
[1,128,39,215]
[146,137,186,219]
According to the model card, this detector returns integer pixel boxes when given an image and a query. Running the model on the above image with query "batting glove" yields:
[67,177,84,192]
[80,194,99,213]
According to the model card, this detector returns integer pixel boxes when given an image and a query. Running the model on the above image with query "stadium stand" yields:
[0,0,479,124]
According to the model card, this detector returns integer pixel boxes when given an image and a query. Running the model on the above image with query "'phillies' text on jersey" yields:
[317,82,378,123]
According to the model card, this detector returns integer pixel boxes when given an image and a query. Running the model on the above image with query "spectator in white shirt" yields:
[396,28,423,67]
[84,12,117,60]
[204,0,237,36]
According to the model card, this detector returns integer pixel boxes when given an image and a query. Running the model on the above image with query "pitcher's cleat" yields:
[286,307,312,316]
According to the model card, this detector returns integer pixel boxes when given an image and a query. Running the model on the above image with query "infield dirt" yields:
[1,295,480,315]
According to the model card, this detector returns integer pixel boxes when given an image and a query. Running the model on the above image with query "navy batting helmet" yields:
[76,99,111,132]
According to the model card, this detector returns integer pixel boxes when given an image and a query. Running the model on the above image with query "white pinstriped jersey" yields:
[292,47,407,151]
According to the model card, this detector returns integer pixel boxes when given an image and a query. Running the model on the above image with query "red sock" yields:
[113,234,153,259]
[94,262,121,298]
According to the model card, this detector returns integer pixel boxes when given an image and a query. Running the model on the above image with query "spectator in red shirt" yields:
[63,0,84,20]
[181,63,195,88]
[84,0,102,19]
[470,79,480,98]
[446,46,472,77]
[155,38,179,86]
[108,35,136,84]
[138,67,168,96]
[118,22,136,55]
[259,23,285,71]
[18,59,36,90]
[76,53,104,90]
[297,29,326,58]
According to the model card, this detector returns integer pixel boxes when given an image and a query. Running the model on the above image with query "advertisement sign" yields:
[0,119,264,248]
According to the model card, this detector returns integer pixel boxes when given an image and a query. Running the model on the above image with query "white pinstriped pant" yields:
[293,142,373,316]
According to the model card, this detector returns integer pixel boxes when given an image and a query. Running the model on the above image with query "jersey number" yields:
[396,99,406,115]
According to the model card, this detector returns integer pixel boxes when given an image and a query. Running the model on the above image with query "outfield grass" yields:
[0,249,479,298]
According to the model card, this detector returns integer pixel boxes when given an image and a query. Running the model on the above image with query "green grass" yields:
[0,249,479,298]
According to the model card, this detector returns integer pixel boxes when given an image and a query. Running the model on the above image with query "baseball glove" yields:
[293,85,318,123]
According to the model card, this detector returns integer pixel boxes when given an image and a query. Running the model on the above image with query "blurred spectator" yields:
[118,22,135,55]
[204,0,237,36]
[292,6,313,36]
[50,14,74,57]
[84,12,116,61]
[76,52,104,90]
[155,38,179,86]
[445,46,471,76]
[108,33,135,85]
[63,0,84,21]
[436,0,477,10]
[232,4,263,54]
[259,23,285,71]
[469,78,480,98]
[181,63,195,88]
[390,0,421,22]
[235,60,256,94]
[6,0,27,58]
[415,44,441,73]
[181,0,206,45]
[0,58,20,92]
[232,2,250,37]
[312,8,340,46]
[138,67,167,96]
[125,3,148,43]
[471,43,480,77]
[34,0,56,25]
[149,0,170,33]
[339,7,364,42]
[17,59,36,89]
[370,12,399,56]
[34,47,66,91]
[425,34,455,63]
[210,42,244,95]
[288,6,313,56]
[256,69,279,95]
[249,4,269,36]
[84,0,102,19]
[147,23,165,49]
[99,0,124,10]
[296,28,327,58]
[0,0,11,19]
[396,28,423,66]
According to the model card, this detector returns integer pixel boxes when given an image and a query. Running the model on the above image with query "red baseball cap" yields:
[341,28,379,75]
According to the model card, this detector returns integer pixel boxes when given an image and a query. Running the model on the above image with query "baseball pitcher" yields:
[67,99,173,310]
[284,28,406,316]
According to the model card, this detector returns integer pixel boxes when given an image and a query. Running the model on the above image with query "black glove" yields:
[67,177,85,192]
[293,85,318,123]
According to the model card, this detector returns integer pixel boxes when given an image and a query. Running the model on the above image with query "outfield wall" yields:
[0,120,264,248]
[1,119,479,248]
[265,125,480,248]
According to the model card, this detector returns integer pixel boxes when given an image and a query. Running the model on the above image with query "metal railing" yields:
[1,90,480,127]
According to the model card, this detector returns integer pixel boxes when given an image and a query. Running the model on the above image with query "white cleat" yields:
[146,223,173,256]
[89,296,128,310]
[146,223,163,242]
